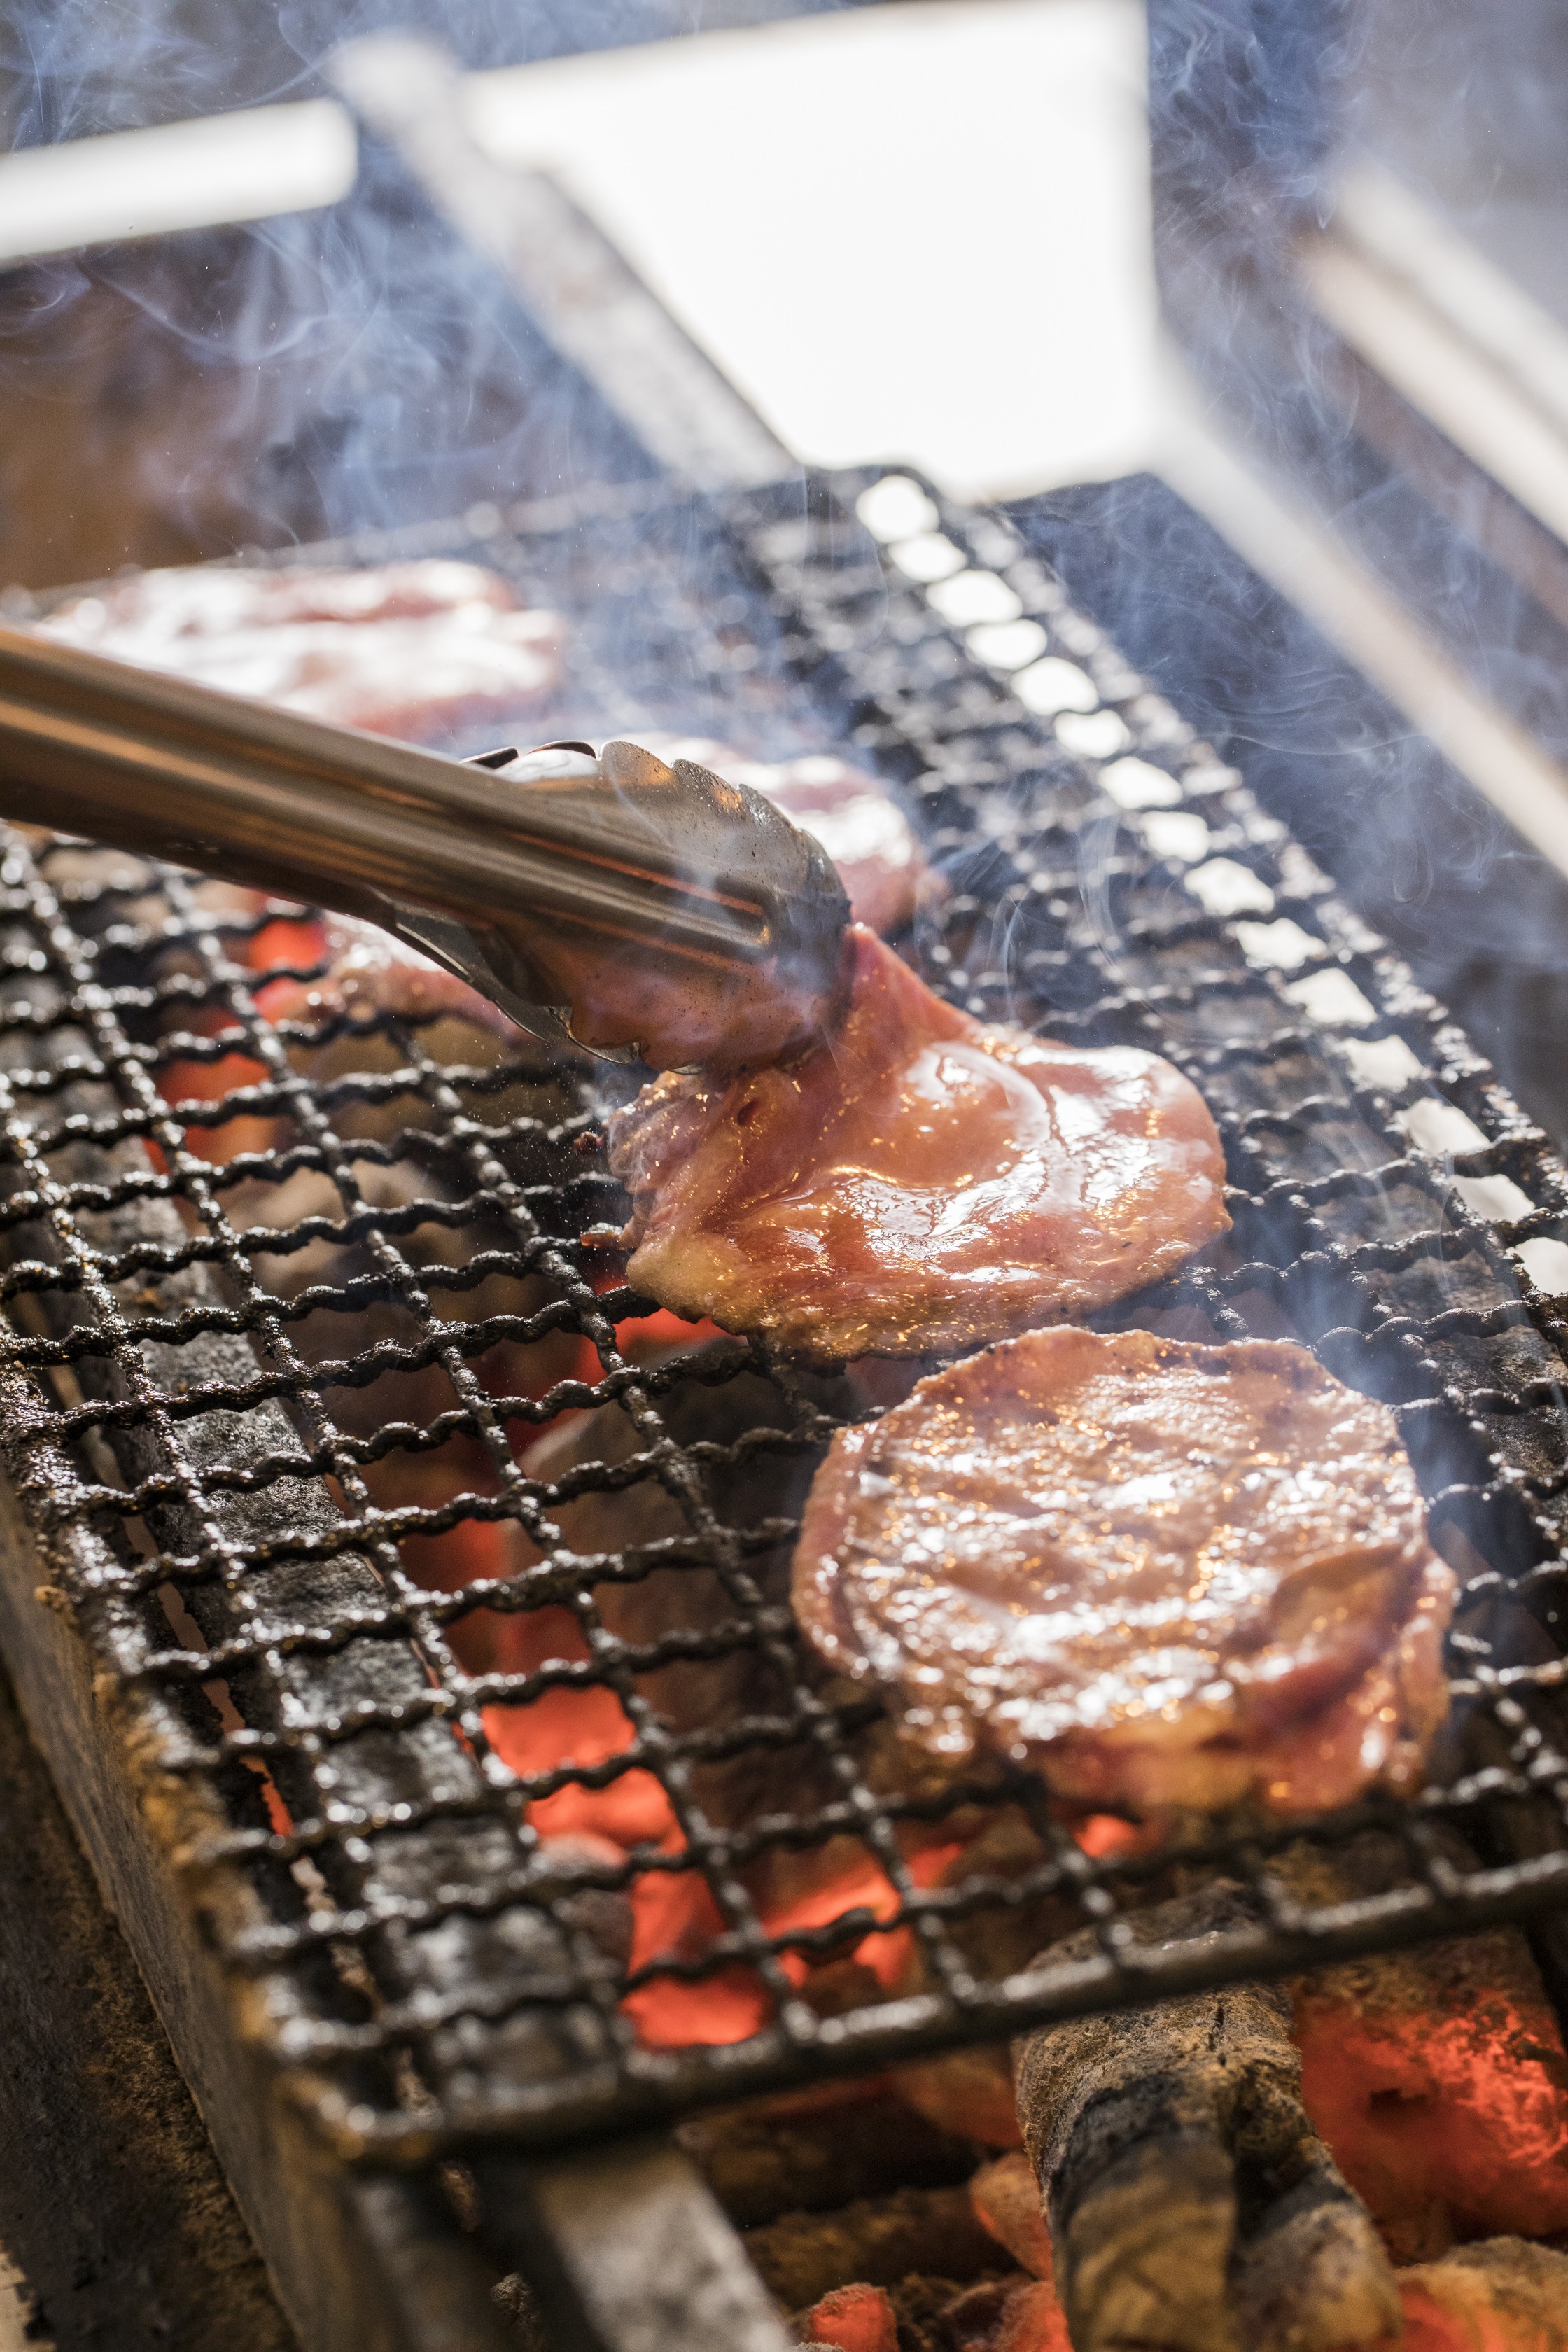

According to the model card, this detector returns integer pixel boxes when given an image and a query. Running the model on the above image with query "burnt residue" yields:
[677,2085,983,2233]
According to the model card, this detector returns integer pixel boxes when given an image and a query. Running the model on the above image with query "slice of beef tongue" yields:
[1013,1884,1400,2352]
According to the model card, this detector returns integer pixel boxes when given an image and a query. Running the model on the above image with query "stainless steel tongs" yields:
[0,624,852,1070]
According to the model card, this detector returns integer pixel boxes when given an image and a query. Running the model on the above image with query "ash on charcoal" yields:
[791,2280,901,2352]
[1015,1883,1400,2352]
[1396,2236,1568,2344]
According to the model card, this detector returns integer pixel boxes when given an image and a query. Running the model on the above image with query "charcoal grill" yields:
[4,465,1568,2351]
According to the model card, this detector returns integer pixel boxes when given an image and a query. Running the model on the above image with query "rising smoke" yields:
[0,0,841,577]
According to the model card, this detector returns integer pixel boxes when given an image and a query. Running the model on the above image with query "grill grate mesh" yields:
[3,468,1568,2163]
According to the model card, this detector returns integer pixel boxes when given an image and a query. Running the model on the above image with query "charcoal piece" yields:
[678,2084,980,2230]
[743,2185,999,2314]
[939,2276,1020,2345]
[1395,2236,1568,2341]
[888,2274,991,2352]
[790,2281,899,2352]
[1013,1884,1399,2352]
[892,2039,1026,2153]
[1284,1835,1568,2260]
[492,2270,552,2347]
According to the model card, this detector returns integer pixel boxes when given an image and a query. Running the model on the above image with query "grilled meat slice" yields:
[606,928,1229,1362]
[36,557,563,743]
[793,1328,1453,1813]
[646,737,939,936]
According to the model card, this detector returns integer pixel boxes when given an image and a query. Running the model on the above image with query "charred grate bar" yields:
[1,468,1568,2174]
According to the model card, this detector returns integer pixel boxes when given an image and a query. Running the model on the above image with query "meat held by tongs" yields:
[606,928,1231,1359]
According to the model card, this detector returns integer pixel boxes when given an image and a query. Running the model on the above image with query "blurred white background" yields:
[0,0,1155,506]
[464,0,1154,499]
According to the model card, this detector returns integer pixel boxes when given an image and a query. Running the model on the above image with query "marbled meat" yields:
[36,558,563,743]
[793,1327,1454,1813]
[606,926,1230,1360]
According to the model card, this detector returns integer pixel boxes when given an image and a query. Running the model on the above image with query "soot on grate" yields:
[1,470,1567,2168]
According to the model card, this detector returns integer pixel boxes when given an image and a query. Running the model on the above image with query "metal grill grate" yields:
[4,468,1568,2169]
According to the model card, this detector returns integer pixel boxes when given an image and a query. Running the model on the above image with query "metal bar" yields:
[1155,354,1568,881]
[0,626,776,961]
[347,2178,518,2352]
[472,2141,792,2352]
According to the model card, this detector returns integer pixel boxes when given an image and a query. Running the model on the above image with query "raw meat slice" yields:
[36,557,564,743]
